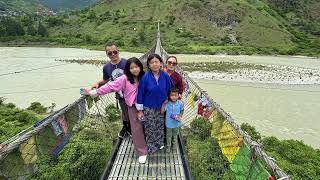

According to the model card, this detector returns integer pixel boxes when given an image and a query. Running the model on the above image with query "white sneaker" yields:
[159,145,165,150]
[138,155,147,164]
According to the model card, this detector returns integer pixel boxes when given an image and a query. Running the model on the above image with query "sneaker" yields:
[138,155,147,164]
[159,145,165,150]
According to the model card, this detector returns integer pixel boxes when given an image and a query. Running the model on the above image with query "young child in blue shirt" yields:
[161,87,184,152]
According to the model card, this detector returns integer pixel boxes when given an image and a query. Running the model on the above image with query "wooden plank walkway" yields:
[108,137,186,180]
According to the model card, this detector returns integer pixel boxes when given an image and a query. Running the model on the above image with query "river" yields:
[0,47,319,148]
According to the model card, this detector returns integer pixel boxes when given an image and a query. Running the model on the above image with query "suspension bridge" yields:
[0,23,290,180]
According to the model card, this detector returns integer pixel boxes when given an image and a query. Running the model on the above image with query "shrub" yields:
[105,104,121,122]
[27,102,47,114]
[241,123,262,142]
[190,117,212,139]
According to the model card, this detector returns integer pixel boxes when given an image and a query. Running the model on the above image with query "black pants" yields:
[116,93,131,133]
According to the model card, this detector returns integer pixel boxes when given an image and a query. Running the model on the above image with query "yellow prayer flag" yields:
[19,136,38,164]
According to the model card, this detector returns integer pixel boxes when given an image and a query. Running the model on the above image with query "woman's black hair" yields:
[146,54,163,70]
[124,57,145,84]
[167,87,179,101]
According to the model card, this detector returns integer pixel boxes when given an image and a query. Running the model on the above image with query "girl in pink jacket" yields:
[83,57,148,163]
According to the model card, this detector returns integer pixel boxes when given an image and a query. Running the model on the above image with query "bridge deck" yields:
[108,137,186,180]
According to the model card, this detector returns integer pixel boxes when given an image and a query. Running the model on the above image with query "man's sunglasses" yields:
[167,61,177,66]
[107,50,118,56]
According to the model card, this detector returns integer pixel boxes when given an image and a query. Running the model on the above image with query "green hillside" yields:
[0,0,46,14]
[1,0,320,56]
[264,0,320,36]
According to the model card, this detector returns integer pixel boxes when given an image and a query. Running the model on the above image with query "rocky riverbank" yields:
[186,63,320,85]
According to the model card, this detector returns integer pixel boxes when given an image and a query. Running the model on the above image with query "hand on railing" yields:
[80,88,92,96]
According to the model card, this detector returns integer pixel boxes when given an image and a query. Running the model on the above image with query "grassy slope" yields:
[234,0,293,48]
[1,0,320,56]
[0,0,43,13]
[263,0,320,35]
[0,104,44,143]
[47,0,317,54]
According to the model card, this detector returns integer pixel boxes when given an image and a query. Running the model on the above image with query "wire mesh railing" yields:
[174,52,290,179]
[0,93,123,179]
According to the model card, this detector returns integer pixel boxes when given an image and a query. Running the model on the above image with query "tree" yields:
[16,22,25,36]
[5,103,16,109]
[0,97,5,105]
[37,22,48,37]
[167,16,176,26]
[87,10,96,20]
[0,101,39,142]
[130,37,139,46]
[241,123,262,142]
[138,30,145,43]
[114,10,121,20]
[46,16,64,27]
[27,102,47,114]
[2,18,25,36]
[221,35,232,45]
[240,123,320,179]
[267,0,302,13]
[102,11,111,19]
[0,23,5,37]
[27,24,37,36]
[262,136,320,179]
[190,117,212,139]
[105,104,120,122]
[20,16,34,27]
[48,103,56,113]
[84,34,92,43]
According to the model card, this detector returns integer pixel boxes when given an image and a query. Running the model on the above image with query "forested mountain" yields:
[0,0,319,56]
